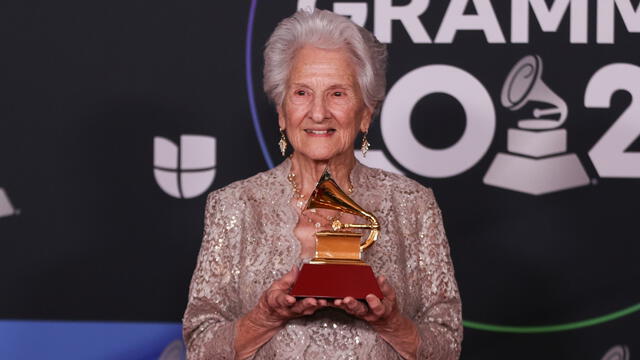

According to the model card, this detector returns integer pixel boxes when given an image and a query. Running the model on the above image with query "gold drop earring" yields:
[361,131,370,157]
[279,128,288,157]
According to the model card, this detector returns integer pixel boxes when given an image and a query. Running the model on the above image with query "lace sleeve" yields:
[413,188,463,359]
[183,190,243,360]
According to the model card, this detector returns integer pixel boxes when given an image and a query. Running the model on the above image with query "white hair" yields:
[263,8,387,114]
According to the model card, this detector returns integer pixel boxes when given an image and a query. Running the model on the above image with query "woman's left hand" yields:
[333,275,400,329]
[333,275,420,359]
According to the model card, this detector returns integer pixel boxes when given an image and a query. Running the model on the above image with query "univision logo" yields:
[153,135,217,199]
[0,187,17,218]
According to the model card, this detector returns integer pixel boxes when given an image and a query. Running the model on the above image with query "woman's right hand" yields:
[246,265,328,330]
[234,266,327,359]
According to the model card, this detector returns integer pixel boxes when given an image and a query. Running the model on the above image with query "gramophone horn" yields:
[501,55,568,130]
[306,170,380,250]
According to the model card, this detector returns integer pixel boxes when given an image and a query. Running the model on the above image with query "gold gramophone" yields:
[289,170,383,300]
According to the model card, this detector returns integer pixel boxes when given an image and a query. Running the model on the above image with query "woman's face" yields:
[278,45,372,162]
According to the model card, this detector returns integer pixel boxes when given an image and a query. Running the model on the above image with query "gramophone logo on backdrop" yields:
[601,345,630,360]
[153,135,217,199]
[0,188,17,218]
[483,55,590,195]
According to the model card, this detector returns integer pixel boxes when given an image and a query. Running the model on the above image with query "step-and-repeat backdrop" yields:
[1,0,638,359]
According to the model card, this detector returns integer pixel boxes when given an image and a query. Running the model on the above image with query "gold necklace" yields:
[287,171,307,210]
[287,171,353,229]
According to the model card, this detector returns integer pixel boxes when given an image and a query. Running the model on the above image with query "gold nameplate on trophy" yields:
[313,231,363,264]
[290,169,383,300]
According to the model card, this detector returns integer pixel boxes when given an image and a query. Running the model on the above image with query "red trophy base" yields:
[289,263,383,300]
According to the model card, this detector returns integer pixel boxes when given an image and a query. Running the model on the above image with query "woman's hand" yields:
[248,265,328,330]
[234,266,327,359]
[333,276,420,360]
[333,275,399,328]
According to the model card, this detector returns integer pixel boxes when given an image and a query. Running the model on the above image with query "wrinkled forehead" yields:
[287,46,360,89]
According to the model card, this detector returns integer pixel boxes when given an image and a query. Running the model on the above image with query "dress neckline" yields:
[277,157,365,196]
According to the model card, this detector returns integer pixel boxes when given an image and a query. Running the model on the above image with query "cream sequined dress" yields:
[183,159,462,359]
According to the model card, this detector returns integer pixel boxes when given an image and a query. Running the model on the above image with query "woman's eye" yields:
[333,91,343,97]
[295,90,306,96]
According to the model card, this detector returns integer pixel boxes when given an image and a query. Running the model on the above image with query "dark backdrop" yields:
[1,1,638,359]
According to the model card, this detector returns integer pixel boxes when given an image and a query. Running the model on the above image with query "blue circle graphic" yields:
[245,0,275,169]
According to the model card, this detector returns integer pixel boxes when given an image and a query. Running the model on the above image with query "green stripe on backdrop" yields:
[463,302,640,333]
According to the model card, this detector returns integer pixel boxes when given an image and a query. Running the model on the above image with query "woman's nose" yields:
[309,96,329,122]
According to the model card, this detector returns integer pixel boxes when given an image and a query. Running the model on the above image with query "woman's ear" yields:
[277,105,286,130]
[360,106,373,133]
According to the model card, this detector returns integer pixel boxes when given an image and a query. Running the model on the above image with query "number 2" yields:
[585,63,640,178]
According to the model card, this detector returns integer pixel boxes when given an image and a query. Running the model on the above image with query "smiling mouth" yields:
[305,129,336,135]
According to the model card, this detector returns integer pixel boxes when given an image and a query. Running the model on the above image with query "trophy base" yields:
[290,263,383,300]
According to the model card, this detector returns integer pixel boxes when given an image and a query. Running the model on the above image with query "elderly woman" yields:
[183,8,462,360]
